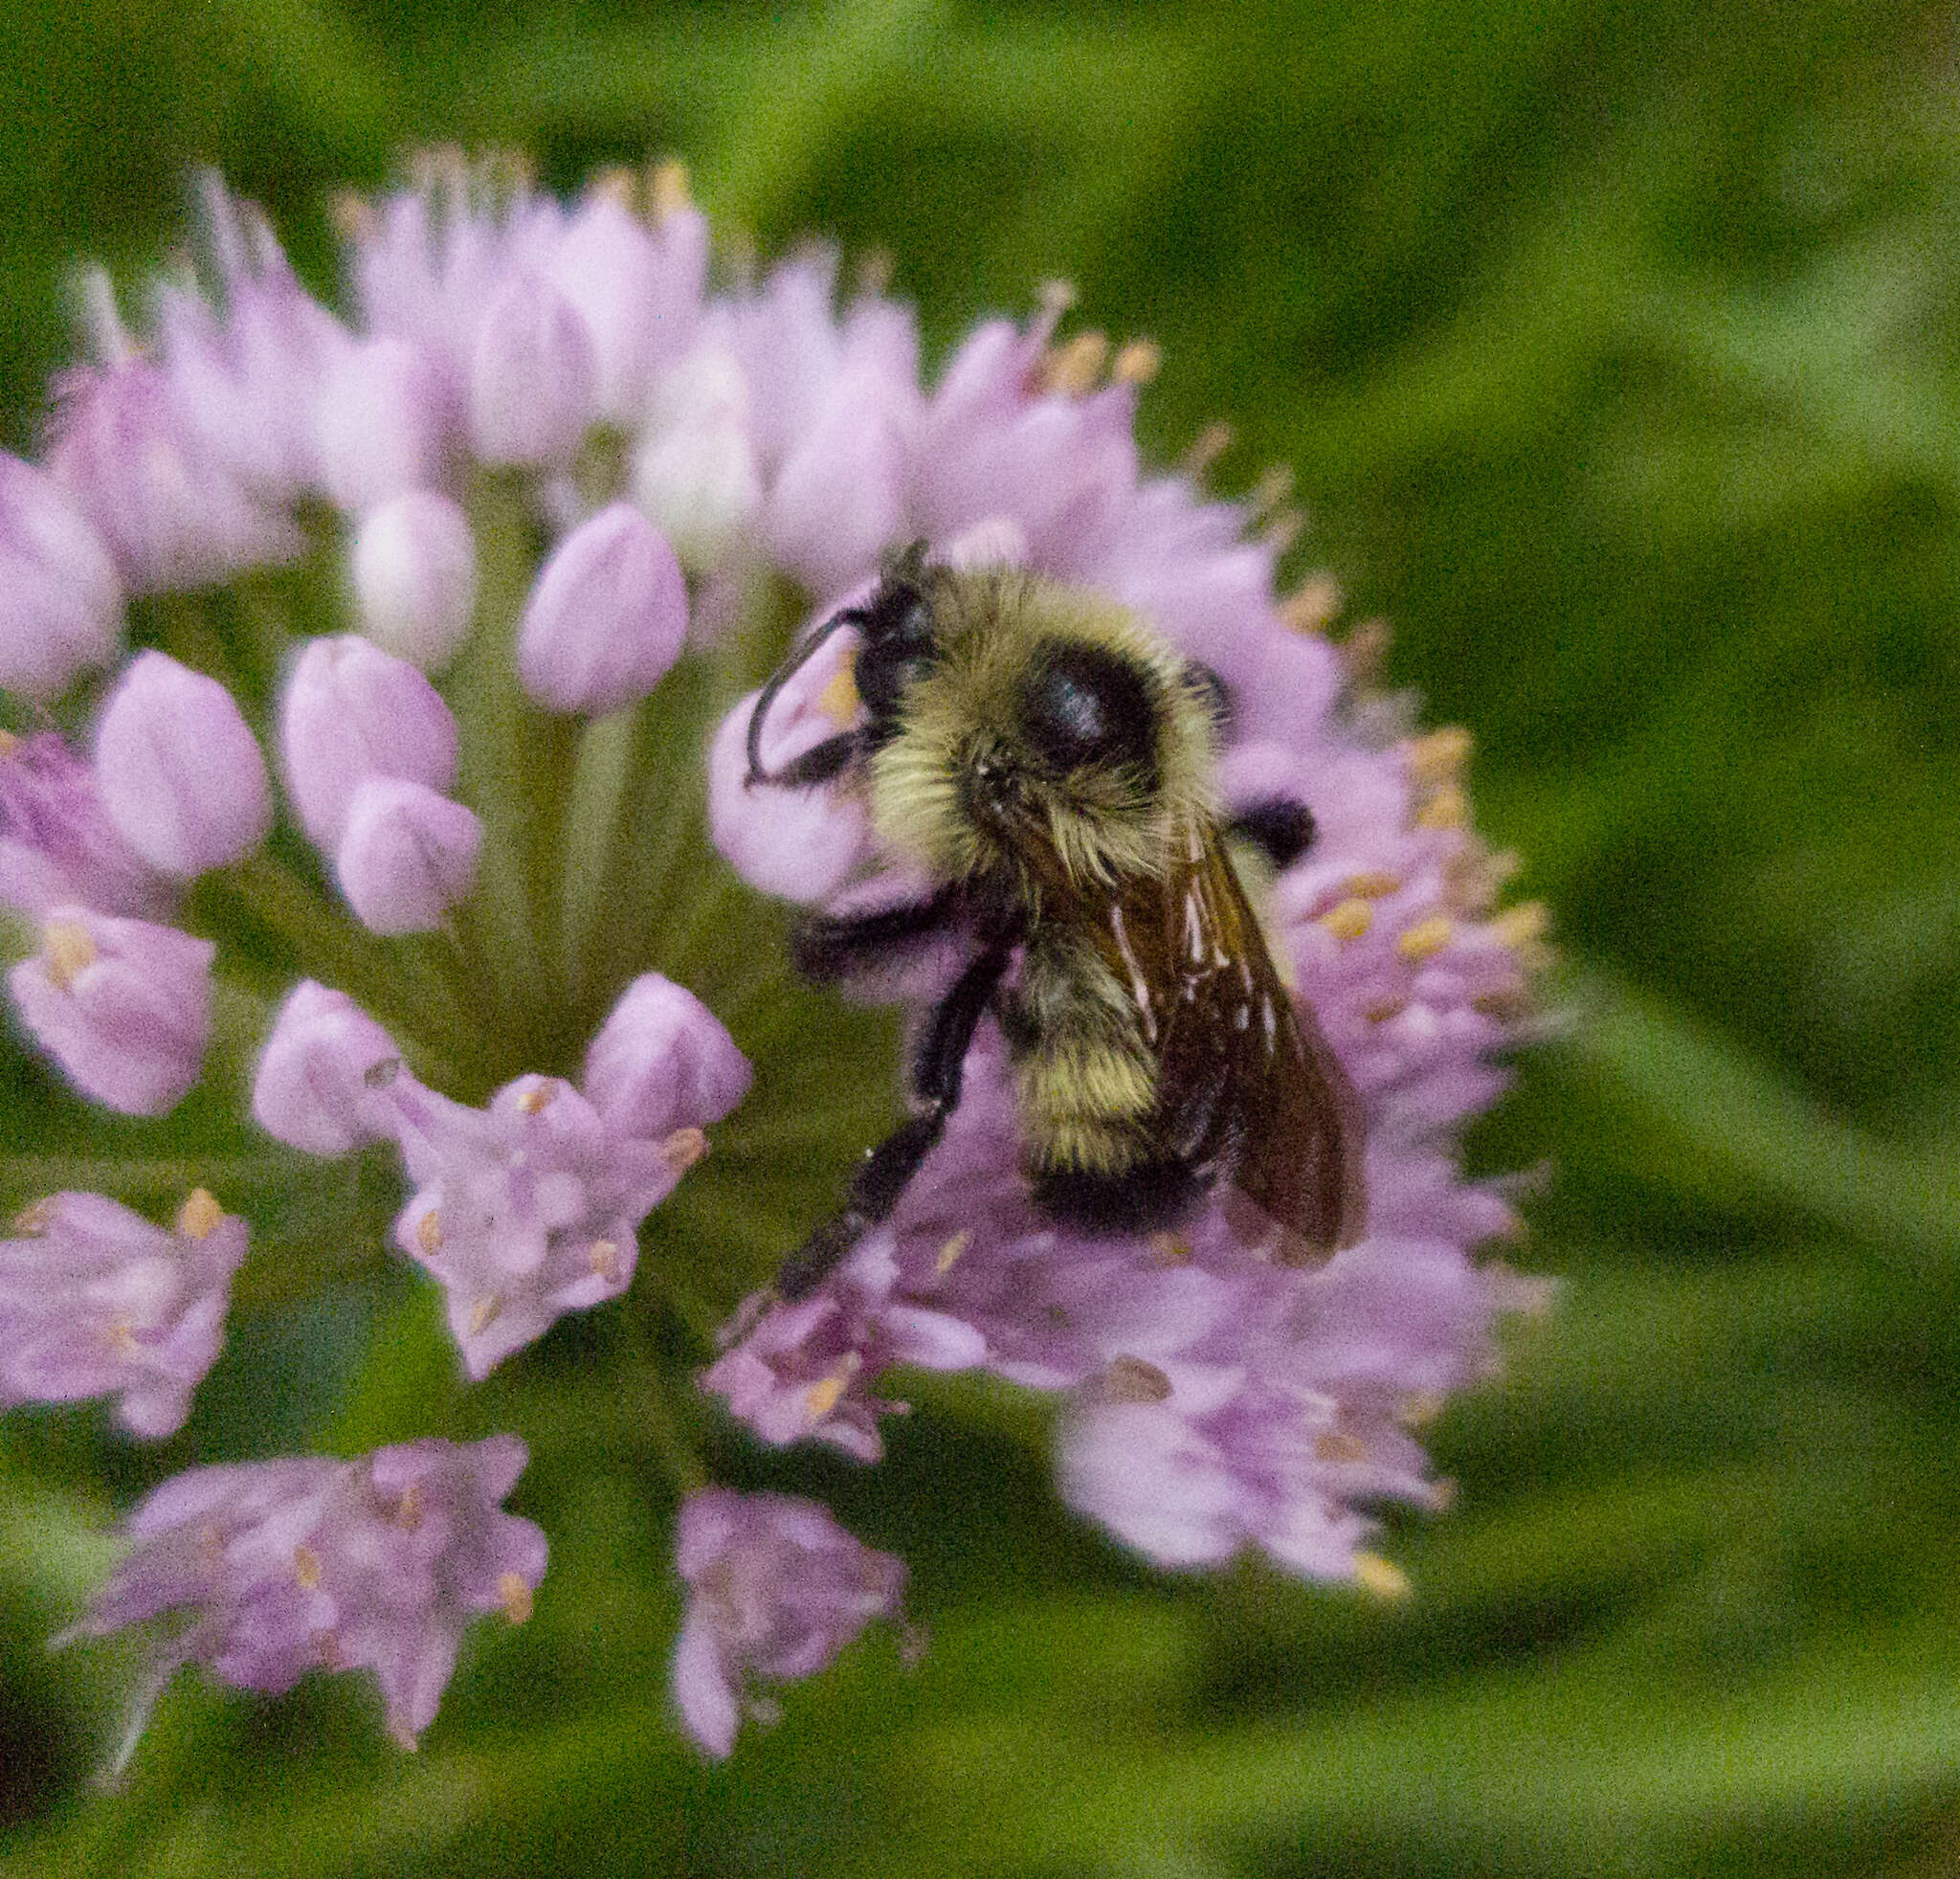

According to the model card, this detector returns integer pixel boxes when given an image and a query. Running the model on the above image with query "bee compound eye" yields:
[1020,643,1161,785]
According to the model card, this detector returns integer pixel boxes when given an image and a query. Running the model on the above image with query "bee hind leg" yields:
[774,937,1014,1301]
[1031,1159,1206,1235]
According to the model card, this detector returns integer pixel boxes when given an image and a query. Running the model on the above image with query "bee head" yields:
[865,565,1219,894]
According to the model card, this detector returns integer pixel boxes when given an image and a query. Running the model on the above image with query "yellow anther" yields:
[41,921,97,991]
[329,191,379,242]
[293,1545,323,1590]
[499,1571,534,1624]
[468,1294,503,1336]
[935,1230,971,1275]
[1039,279,1078,318]
[1364,998,1407,1025]
[389,1714,420,1754]
[1318,898,1373,942]
[0,728,18,758]
[804,1372,848,1420]
[1487,901,1550,950]
[1103,1355,1173,1404]
[1042,330,1108,397]
[517,1083,554,1115]
[660,1126,708,1173]
[1427,1476,1459,1512]
[1181,421,1234,477]
[1261,507,1304,555]
[1397,916,1454,963]
[104,1317,138,1356]
[1279,573,1342,635]
[1344,870,1402,900]
[176,1188,223,1241]
[13,1197,55,1236]
[649,158,692,222]
[1406,727,1472,784]
[1249,464,1294,521]
[854,248,895,298]
[416,1210,443,1255]
[392,1483,424,1532]
[816,657,861,728]
[1396,1390,1445,1427]
[1111,339,1160,385]
[1313,1430,1370,1464]
[588,1239,621,1283]
[1147,1231,1192,1267]
[1351,1552,1411,1600]
[1341,616,1391,687]
[586,165,636,209]
[1414,784,1467,830]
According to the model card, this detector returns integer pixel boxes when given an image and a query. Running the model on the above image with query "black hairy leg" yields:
[745,727,863,791]
[1227,796,1317,871]
[789,885,964,982]
[1031,1157,1207,1235]
[775,938,1014,1300]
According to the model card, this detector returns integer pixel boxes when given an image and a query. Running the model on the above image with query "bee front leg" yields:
[789,885,963,982]
[774,937,1014,1300]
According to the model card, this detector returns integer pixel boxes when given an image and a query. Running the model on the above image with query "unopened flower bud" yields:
[251,979,408,1156]
[633,345,762,570]
[546,197,666,422]
[469,275,597,465]
[93,652,271,877]
[0,732,165,922]
[767,377,905,595]
[314,337,445,512]
[348,491,478,670]
[280,635,460,852]
[582,973,751,1139]
[516,503,687,714]
[9,907,213,1114]
[0,454,123,700]
[334,777,481,934]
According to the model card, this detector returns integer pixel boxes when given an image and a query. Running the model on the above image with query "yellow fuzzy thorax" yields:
[865,567,1220,902]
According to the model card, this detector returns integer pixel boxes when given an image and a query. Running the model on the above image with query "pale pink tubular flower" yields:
[0,1188,245,1437]
[56,1435,546,1765]
[671,1488,905,1757]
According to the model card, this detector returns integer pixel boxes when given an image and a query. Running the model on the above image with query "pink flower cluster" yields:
[0,157,1541,1765]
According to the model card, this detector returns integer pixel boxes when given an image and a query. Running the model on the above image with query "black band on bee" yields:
[1031,1158,1206,1234]
[1019,642,1162,786]
[1228,796,1318,871]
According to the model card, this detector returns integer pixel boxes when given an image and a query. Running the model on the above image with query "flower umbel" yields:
[1,156,1545,1766]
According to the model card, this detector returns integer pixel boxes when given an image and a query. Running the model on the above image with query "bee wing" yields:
[1119,823,1365,1263]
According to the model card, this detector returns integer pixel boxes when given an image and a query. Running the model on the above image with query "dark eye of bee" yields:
[1019,644,1160,785]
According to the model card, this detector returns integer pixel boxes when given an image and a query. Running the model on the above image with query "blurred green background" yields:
[5,0,1960,1872]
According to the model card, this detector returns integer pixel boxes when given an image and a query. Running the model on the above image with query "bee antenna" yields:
[745,604,866,788]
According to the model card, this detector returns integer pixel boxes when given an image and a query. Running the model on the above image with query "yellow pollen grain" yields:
[1181,421,1234,477]
[1487,901,1550,950]
[499,1571,534,1624]
[416,1210,443,1255]
[816,657,860,727]
[13,1197,55,1236]
[293,1544,323,1590]
[1043,330,1108,397]
[589,1239,621,1283]
[650,158,692,221]
[468,1294,503,1336]
[1103,1355,1173,1404]
[1352,1552,1411,1600]
[1314,1430,1370,1464]
[1415,784,1467,830]
[41,921,97,991]
[176,1188,223,1240]
[1279,573,1342,634]
[393,1483,424,1532]
[517,1083,554,1115]
[804,1372,849,1421]
[0,728,17,758]
[1147,1231,1192,1267]
[1407,727,1472,784]
[660,1126,708,1173]
[1397,916,1454,963]
[1112,338,1160,384]
[935,1230,971,1275]
[1344,870,1401,900]
[1318,898,1373,942]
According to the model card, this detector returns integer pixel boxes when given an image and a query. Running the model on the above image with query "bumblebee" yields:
[746,544,1364,1299]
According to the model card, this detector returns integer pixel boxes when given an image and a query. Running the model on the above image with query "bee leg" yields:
[789,885,963,981]
[746,729,863,791]
[1227,797,1317,870]
[1031,1159,1206,1235]
[775,939,1013,1300]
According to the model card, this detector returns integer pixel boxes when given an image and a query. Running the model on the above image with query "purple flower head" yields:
[671,1488,904,1757]
[0,453,123,701]
[59,1434,546,1758]
[0,732,167,922]
[93,652,272,878]
[0,1188,245,1437]
[9,907,212,1115]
